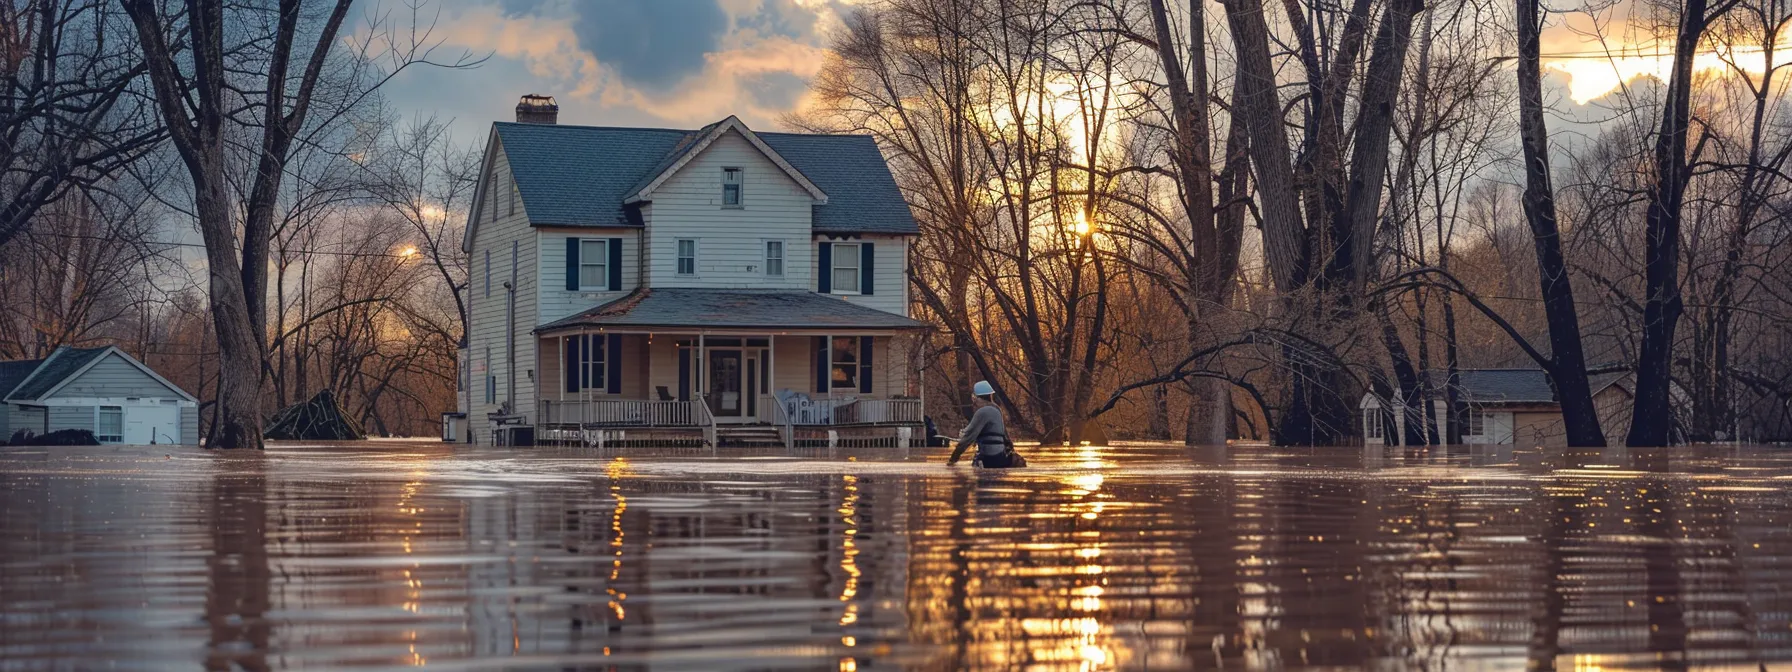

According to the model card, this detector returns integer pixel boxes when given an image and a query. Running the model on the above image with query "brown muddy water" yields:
[1,442,1790,671]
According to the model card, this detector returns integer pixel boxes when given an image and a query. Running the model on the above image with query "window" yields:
[579,239,609,289]
[831,336,859,390]
[1466,408,1486,436]
[1364,408,1383,440]
[677,239,697,276]
[722,167,742,206]
[484,250,491,298]
[484,347,495,404]
[832,243,860,293]
[96,406,123,443]
[508,180,517,217]
[765,240,784,277]
[564,335,607,392]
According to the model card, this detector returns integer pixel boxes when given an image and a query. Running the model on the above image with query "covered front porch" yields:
[532,288,930,448]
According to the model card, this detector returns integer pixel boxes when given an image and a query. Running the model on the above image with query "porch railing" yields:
[694,394,717,447]
[783,398,922,426]
[767,395,793,447]
[540,399,703,427]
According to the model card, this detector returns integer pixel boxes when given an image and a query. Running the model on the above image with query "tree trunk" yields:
[1629,0,1711,446]
[1221,0,1309,294]
[1516,0,1607,446]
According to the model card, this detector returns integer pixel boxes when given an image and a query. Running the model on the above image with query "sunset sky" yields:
[380,0,856,142]
[376,1,1747,145]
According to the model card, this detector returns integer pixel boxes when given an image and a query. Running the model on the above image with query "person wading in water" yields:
[947,381,1025,468]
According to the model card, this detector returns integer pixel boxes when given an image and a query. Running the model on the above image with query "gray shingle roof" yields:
[6,346,106,401]
[1419,368,1631,405]
[0,358,45,398]
[538,289,928,332]
[491,121,918,234]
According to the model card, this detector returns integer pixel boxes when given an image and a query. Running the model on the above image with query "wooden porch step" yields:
[716,425,786,447]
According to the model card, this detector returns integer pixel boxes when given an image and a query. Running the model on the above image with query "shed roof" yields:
[537,289,929,333]
[1416,368,1630,405]
[1,346,196,403]
[485,119,916,235]
[0,358,45,398]
[6,347,107,401]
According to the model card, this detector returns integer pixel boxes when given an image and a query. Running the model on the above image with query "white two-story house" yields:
[457,96,927,447]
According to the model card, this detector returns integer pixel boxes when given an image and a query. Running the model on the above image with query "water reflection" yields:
[1,442,1791,669]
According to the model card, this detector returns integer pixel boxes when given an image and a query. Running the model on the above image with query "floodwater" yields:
[2,443,1791,671]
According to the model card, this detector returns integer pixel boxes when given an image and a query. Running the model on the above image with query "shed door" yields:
[124,404,180,445]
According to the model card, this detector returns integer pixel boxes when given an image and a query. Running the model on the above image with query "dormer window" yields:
[722,167,742,207]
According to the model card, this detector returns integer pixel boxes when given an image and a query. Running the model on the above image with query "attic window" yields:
[722,168,742,207]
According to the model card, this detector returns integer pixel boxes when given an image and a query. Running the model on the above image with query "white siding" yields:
[536,228,642,323]
[45,353,184,400]
[462,141,539,444]
[640,131,817,289]
[811,235,909,317]
[6,405,44,436]
[47,406,93,433]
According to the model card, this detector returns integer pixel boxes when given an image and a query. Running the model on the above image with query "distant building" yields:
[457,97,928,447]
[1360,369,1633,446]
[0,346,198,445]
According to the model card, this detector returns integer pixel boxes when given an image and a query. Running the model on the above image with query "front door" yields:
[708,350,743,419]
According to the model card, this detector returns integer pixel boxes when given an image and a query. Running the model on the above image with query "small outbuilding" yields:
[1360,369,1633,447]
[0,346,198,446]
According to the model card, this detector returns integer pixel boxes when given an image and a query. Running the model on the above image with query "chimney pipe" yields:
[515,94,558,124]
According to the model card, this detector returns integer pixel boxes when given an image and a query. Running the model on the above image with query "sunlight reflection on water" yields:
[2,441,1791,670]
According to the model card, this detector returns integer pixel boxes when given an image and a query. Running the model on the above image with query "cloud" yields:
[418,0,851,129]
[742,71,811,109]
[568,1,730,92]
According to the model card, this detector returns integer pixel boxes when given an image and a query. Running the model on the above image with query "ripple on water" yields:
[3,442,1792,670]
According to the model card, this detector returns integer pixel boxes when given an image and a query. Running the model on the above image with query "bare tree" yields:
[1630,0,1735,445]
[1515,0,1607,446]
[118,0,474,447]
[0,0,164,250]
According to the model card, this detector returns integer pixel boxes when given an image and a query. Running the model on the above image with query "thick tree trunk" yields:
[1629,0,1711,446]
[196,178,267,449]
[1515,0,1607,447]
[1222,0,1309,294]
[1335,0,1423,301]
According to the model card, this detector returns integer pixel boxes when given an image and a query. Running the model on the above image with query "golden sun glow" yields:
[1545,41,1783,105]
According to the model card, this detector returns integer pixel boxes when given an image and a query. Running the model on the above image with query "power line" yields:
[24,231,429,260]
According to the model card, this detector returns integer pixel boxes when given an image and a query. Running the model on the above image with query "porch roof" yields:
[537,288,929,333]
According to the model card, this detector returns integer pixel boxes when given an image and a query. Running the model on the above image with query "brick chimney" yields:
[515,94,558,124]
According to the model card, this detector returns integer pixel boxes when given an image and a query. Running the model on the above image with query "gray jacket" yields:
[954,405,1008,457]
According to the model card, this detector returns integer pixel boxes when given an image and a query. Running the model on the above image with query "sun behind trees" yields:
[800,0,1792,445]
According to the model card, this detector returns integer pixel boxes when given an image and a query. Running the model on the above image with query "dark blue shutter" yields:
[817,242,832,293]
[606,334,623,394]
[859,337,873,394]
[564,337,580,393]
[565,238,580,290]
[814,336,829,393]
[608,238,623,291]
[677,348,691,401]
[861,243,874,295]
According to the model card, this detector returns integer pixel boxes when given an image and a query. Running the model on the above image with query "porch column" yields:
[697,334,706,401]
[766,334,775,398]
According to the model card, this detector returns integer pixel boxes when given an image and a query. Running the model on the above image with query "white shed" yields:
[0,346,199,446]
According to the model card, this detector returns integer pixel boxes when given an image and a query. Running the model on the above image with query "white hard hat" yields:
[972,380,994,398]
